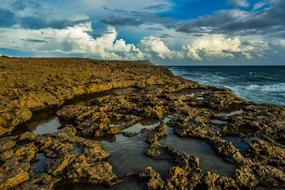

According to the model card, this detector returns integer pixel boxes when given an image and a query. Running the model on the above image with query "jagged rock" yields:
[252,164,285,187]
[0,58,179,136]
[165,148,202,190]
[209,137,244,163]
[144,122,168,158]
[201,172,238,190]
[248,140,285,166]
[0,136,17,153]
[0,108,32,136]
[18,131,36,142]
[146,122,168,143]
[235,164,259,188]
[175,125,218,139]
[0,58,285,189]
[64,157,118,185]
[139,166,164,190]
[0,160,30,190]
[0,143,37,162]
[18,174,54,190]
[235,163,285,188]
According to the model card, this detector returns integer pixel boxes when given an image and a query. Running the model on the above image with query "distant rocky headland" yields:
[0,57,284,189]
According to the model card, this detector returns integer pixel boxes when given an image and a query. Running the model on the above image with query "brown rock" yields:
[201,172,238,190]
[0,136,16,153]
[0,160,30,190]
[139,166,164,190]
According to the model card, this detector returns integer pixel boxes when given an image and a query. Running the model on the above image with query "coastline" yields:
[168,65,285,106]
[0,57,285,189]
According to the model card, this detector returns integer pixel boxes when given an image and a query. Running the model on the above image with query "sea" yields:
[167,66,285,106]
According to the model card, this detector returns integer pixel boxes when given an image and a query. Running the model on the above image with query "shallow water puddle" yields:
[224,136,249,152]
[243,136,260,145]
[122,121,160,134]
[101,134,173,179]
[160,127,236,177]
[32,117,61,135]
[174,88,205,97]
[72,146,83,156]
[215,109,244,117]
[57,176,146,190]
[256,115,269,120]
[210,119,228,125]
[32,153,48,174]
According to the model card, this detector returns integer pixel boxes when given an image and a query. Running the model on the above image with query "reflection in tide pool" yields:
[160,127,236,176]
[122,121,160,134]
[32,117,61,135]
[57,176,146,190]
[55,118,237,189]
[101,134,173,179]
[32,153,48,174]
[224,136,249,152]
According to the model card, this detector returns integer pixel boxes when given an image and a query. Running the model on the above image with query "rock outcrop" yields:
[0,57,284,189]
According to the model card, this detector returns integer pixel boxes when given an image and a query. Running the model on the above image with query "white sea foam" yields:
[169,67,285,106]
[244,83,285,92]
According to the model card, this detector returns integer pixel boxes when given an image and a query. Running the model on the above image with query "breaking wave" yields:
[168,66,285,106]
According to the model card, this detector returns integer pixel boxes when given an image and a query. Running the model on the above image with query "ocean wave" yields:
[168,67,285,106]
[240,83,285,92]
[228,83,285,105]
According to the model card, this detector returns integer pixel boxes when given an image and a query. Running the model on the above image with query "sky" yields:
[0,0,285,65]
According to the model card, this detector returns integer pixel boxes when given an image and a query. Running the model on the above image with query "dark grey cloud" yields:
[0,8,89,29]
[114,9,128,13]
[100,10,176,29]
[177,0,285,37]
[145,26,164,31]
[101,16,143,26]
[144,4,169,10]
[0,0,90,29]
[0,9,16,27]
[10,0,40,10]
[159,33,174,38]
[98,1,283,39]
[18,16,90,29]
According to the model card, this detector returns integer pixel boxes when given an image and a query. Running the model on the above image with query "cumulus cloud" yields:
[183,34,242,61]
[0,22,144,60]
[139,36,183,59]
[138,34,266,61]
[0,19,272,62]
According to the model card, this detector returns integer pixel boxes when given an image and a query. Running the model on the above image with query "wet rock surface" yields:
[0,57,284,189]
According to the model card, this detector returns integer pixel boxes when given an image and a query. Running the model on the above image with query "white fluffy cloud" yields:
[138,34,264,61]
[0,21,271,63]
[139,36,183,59]
[183,34,242,61]
[0,22,144,60]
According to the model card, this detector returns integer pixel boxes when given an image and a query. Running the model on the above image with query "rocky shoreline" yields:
[0,57,284,189]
